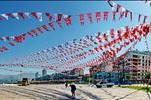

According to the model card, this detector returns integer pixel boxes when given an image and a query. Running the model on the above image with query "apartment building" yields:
[117,50,151,83]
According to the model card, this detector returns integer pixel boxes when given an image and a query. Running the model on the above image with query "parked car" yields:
[21,78,30,86]
[96,81,114,88]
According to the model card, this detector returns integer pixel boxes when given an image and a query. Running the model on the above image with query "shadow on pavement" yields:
[77,88,101,100]
[101,88,117,99]
[49,88,79,100]
[114,90,139,100]
[147,92,151,100]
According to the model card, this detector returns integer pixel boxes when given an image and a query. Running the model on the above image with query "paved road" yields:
[0,84,150,100]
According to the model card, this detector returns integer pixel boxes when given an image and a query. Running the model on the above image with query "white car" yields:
[96,81,114,88]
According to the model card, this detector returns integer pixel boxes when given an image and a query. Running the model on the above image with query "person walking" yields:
[65,82,68,88]
[70,82,76,97]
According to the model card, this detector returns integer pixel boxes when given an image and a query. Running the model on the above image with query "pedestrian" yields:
[70,82,76,97]
[65,81,68,88]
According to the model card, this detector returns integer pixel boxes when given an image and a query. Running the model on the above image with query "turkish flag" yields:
[87,13,93,23]
[18,12,26,19]
[6,13,16,19]
[64,16,71,26]
[96,12,101,22]
[8,42,15,46]
[56,14,63,23]
[48,22,55,30]
[30,12,38,19]
[104,11,109,21]
[45,12,52,21]
[79,14,84,25]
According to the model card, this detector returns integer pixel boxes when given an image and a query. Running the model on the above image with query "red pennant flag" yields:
[5,36,10,41]
[56,14,62,23]
[41,25,49,31]
[143,16,147,23]
[104,43,108,48]
[119,11,125,20]
[64,16,71,26]
[94,47,99,52]
[14,35,24,43]
[117,30,122,41]
[6,13,16,19]
[96,32,102,43]
[18,12,26,19]
[8,42,15,46]
[110,29,115,38]
[130,38,134,43]
[98,45,103,50]
[116,5,121,12]
[79,14,84,25]
[90,36,98,45]
[96,12,101,22]
[103,34,108,41]
[125,26,130,32]
[37,27,43,33]
[125,10,129,17]
[138,14,141,22]
[112,11,116,21]
[124,31,129,39]
[30,12,38,19]
[22,33,26,37]
[31,29,38,36]
[142,25,149,34]
[130,12,132,21]
[104,11,109,21]
[48,22,55,30]
[87,13,93,23]
[45,12,52,21]
[2,46,8,51]
[27,32,34,37]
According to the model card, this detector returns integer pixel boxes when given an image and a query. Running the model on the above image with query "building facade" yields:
[115,50,151,83]
[89,50,151,84]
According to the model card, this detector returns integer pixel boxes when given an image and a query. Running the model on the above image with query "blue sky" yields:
[0,1,151,75]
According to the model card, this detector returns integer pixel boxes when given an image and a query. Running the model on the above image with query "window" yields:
[142,63,144,66]
[133,55,138,58]
[142,56,144,59]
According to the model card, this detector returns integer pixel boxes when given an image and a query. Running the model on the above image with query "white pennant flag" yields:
[111,2,117,11]
[42,50,47,53]
[1,14,8,20]
[2,37,7,41]
[9,36,15,40]
[37,12,43,22]
[54,14,57,21]
[63,14,68,18]
[112,1,116,7]
[112,6,116,11]
[24,12,30,18]
[12,13,19,20]
[121,7,126,12]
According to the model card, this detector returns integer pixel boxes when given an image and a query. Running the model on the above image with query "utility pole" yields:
[122,60,125,84]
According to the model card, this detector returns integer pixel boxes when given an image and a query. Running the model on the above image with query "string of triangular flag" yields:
[108,0,151,23]
[7,23,150,72]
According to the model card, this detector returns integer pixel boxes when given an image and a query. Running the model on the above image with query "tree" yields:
[144,72,150,83]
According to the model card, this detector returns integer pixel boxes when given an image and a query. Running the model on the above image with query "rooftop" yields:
[129,50,151,55]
